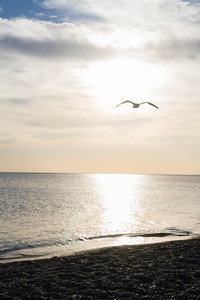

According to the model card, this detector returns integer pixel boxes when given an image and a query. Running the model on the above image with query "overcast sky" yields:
[0,0,200,174]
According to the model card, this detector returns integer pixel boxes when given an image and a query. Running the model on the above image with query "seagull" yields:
[116,100,159,109]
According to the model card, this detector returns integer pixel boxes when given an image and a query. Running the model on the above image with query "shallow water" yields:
[0,173,199,262]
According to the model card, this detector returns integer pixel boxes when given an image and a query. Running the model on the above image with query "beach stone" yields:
[0,238,200,299]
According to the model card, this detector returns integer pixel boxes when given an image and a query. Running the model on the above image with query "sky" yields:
[0,0,200,174]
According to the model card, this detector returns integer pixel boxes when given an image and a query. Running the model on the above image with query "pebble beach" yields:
[0,238,200,299]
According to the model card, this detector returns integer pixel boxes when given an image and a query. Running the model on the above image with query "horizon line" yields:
[0,171,199,176]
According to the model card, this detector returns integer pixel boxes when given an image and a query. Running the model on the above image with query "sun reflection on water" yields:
[92,174,143,235]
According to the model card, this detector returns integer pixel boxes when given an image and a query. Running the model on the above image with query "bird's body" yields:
[116,100,159,109]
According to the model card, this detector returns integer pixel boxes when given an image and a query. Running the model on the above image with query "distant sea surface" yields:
[0,173,199,262]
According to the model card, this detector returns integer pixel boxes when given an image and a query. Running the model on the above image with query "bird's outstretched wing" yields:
[140,102,159,109]
[116,100,134,107]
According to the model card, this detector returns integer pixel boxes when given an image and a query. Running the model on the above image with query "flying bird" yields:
[116,100,159,109]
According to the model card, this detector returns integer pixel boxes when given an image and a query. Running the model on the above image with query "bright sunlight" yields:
[79,58,166,112]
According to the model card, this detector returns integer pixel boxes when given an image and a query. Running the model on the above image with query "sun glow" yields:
[93,174,142,234]
[81,58,166,112]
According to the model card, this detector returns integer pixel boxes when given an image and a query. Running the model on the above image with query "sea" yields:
[0,173,199,263]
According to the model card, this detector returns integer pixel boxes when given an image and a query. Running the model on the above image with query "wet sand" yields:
[0,238,200,299]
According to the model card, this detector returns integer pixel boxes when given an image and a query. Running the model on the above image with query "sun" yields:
[79,58,166,112]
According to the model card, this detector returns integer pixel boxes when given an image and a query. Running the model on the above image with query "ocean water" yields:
[0,173,199,262]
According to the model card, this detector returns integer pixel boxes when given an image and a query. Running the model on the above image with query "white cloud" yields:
[0,18,116,61]
[39,0,200,25]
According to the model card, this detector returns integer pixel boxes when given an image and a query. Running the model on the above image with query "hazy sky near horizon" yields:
[0,0,200,174]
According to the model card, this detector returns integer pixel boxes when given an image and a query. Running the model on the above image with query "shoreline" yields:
[1,234,196,264]
[1,238,200,299]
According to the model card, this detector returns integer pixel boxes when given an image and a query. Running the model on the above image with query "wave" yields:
[0,240,62,261]
[74,229,194,243]
[0,228,196,262]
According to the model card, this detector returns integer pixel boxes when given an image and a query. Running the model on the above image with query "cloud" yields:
[144,38,200,62]
[2,98,32,105]
[38,0,200,25]
[0,34,115,60]
[33,12,57,20]
[36,0,104,22]
[0,18,116,62]
[1,13,200,67]
[2,0,200,62]
[0,1,200,174]
[0,36,112,60]
[0,136,16,147]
